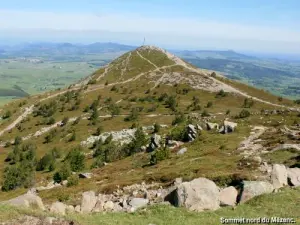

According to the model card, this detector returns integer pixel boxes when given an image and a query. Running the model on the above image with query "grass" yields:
[1,47,300,212]
[0,187,300,224]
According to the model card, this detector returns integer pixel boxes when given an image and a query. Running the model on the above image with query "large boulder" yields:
[4,191,45,211]
[271,164,288,189]
[129,198,149,210]
[81,191,97,213]
[287,168,300,187]
[219,186,238,206]
[50,202,67,215]
[174,178,220,212]
[239,181,274,203]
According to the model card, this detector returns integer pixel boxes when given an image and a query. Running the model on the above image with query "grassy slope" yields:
[0,187,300,225]
[0,48,299,209]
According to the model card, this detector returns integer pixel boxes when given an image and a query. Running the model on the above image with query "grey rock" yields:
[220,186,238,206]
[4,192,45,211]
[271,164,288,189]
[50,202,66,215]
[239,181,274,203]
[174,177,220,212]
[177,147,187,155]
[129,198,149,209]
[287,168,300,187]
[81,191,97,213]
[103,201,115,211]
[206,122,219,131]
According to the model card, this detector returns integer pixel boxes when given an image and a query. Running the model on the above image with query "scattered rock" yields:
[177,147,187,155]
[50,202,66,215]
[129,198,149,210]
[271,164,288,189]
[220,186,238,206]
[66,205,75,214]
[206,122,219,131]
[239,181,274,203]
[219,120,237,134]
[81,191,97,213]
[287,168,300,187]
[74,205,81,213]
[174,177,220,212]
[103,201,115,211]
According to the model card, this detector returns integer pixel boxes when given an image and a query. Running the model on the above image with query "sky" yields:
[1,0,300,53]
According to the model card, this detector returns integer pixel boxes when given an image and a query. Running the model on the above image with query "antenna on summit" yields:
[142,37,146,46]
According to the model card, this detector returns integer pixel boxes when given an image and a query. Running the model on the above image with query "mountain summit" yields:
[81,45,240,93]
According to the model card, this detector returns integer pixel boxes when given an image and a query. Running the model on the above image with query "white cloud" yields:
[1,9,300,53]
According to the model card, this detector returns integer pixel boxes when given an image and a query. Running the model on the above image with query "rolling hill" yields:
[0,45,299,224]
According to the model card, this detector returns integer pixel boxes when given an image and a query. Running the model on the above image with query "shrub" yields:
[67,175,79,187]
[65,147,85,172]
[36,153,55,171]
[211,72,217,77]
[172,112,186,125]
[68,131,76,142]
[47,117,56,125]
[243,98,254,108]
[124,108,139,122]
[169,126,188,142]
[53,163,71,183]
[165,96,177,111]
[2,110,12,119]
[94,126,103,136]
[216,89,228,98]
[91,157,105,169]
[238,109,251,118]
[125,127,148,155]
[14,136,22,146]
[2,160,35,191]
[109,104,121,117]
[206,101,213,108]
[153,123,160,133]
[201,110,210,117]
[150,148,170,165]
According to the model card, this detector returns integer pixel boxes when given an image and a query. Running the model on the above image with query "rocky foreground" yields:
[2,162,299,219]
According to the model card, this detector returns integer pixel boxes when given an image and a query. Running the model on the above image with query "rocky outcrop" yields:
[50,202,67,215]
[238,181,274,203]
[271,164,288,189]
[3,190,45,211]
[287,168,300,187]
[174,178,220,212]
[219,186,238,206]
[81,191,97,213]
[187,124,197,142]
[219,120,237,134]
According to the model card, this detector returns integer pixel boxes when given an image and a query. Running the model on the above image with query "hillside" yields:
[0,45,299,224]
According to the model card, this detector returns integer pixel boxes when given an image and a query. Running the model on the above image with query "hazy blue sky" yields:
[1,0,300,53]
